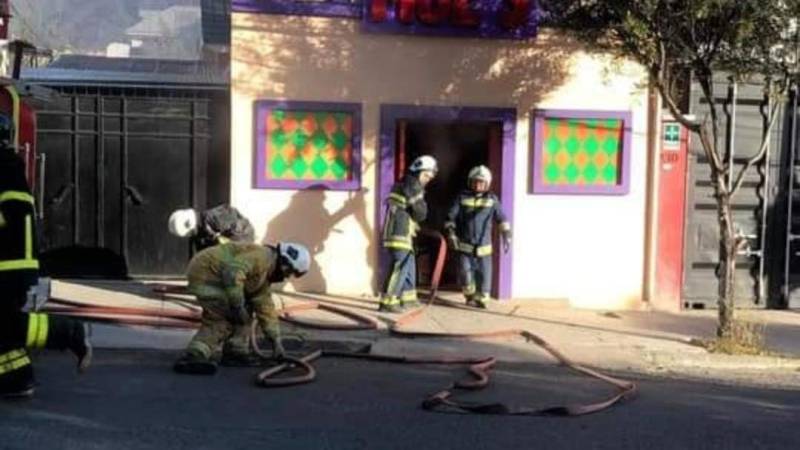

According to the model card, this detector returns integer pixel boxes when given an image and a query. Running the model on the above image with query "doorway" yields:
[399,120,500,290]
[377,105,516,299]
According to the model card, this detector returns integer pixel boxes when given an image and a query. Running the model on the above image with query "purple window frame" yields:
[530,109,633,195]
[253,100,363,191]
[233,0,362,18]
[378,104,516,299]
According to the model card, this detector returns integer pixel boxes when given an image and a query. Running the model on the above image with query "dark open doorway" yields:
[378,105,516,299]
[395,119,504,293]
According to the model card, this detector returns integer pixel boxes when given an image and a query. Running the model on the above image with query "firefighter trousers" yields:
[1,308,83,393]
[0,277,85,393]
[380,249,418,307]
[183,289,255,361]
[459,253,492,300]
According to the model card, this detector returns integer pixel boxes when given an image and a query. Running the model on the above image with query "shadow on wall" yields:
[232,15,580,108]
[263,184,374,294]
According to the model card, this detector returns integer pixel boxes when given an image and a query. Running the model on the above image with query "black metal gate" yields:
[778,88,800,308]
[34,86,215,278]
[683,80,786,309]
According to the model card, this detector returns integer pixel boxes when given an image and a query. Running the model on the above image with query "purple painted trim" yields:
[253,100,362,191]
[361,0,539,40]
[529,109,633,195]
[233,0,362,18]
[377,104,516,299]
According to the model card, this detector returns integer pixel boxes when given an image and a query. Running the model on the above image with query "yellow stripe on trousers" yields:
[26,313,49,349]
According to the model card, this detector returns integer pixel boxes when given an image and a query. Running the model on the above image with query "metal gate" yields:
[682,80,786,309]
[778,88,800,308]
[34,86,212,278]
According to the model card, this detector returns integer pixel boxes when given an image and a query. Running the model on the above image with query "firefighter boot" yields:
[378,296,403,313]
[465,295,487,309]
[401,293,421,310]
[174,351,218,375]
[0,351,36,399]
[46,316,92,373]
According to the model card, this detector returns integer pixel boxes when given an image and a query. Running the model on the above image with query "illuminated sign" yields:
[363,0,538,39]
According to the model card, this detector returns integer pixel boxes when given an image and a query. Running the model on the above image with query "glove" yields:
[502,236,511,254]
[447,233,459,250]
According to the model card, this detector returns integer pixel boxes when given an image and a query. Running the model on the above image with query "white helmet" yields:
[278,242,311,276]
[409,155,438,174]
[468,165,492,187]
[168,208,198,238]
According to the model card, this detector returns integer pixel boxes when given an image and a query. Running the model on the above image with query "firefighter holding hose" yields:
[174,241,311,375]
[378,155,438,313]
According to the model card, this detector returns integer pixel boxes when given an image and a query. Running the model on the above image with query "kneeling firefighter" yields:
[168,204,256,252]
[444,165,511,309]
[0,114,91,398]
[174,241,311,374]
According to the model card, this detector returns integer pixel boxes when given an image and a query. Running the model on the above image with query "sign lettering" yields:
[364,0,538,39]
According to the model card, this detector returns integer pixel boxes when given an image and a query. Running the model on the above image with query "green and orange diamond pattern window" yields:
[532,110,631,195]
[255,101,361,190]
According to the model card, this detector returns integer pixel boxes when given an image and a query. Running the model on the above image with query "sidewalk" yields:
[50,280,800,388]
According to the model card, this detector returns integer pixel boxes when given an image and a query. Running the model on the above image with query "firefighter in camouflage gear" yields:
[174,241,311,375]
[169,204,256,252]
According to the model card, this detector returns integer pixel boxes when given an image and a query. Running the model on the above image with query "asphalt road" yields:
[2,350,799,450]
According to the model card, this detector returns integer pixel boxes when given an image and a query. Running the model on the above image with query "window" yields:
[254,100,362,190]
[530,109,632,195]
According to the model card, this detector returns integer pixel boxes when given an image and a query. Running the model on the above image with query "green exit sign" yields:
[663,123,681,149]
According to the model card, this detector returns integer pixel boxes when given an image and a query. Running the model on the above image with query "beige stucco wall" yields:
[231,13,650,309]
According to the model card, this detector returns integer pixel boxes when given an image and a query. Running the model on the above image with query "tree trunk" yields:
[716,194,737,338]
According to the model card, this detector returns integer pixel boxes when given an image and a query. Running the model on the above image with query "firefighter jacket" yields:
[0,149,39,282]
[192,204,256,251]
[186,243,280,338]
[382,175,427,252]
[445,190,511,257]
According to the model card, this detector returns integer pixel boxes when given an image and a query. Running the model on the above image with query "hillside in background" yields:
[9,0,202,59]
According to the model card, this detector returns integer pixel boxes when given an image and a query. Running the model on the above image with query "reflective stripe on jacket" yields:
[0,150,39,274]
[382,175,427,251]
[444,191,510,256]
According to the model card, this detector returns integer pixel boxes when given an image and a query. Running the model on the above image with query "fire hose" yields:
[43,230,636,417]
[252,230,637,416]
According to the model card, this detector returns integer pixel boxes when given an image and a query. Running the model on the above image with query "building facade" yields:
[231,1,656,309]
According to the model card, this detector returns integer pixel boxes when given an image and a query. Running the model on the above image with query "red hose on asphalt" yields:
[44,229,636,416]
[253,229,637,416]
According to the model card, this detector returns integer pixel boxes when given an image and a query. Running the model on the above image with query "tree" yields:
[541,0,800,340]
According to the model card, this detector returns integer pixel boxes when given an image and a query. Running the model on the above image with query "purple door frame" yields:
[377,104,516,299]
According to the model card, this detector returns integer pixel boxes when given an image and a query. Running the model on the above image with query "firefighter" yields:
[378,155,438,313]
[173,241,311,375]
[0,114,91,398]
[168,204,256,252]
[444,165,511,309]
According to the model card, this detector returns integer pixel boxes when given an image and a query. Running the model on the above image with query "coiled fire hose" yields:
[43,230,636,416]
[251,230,637,416]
